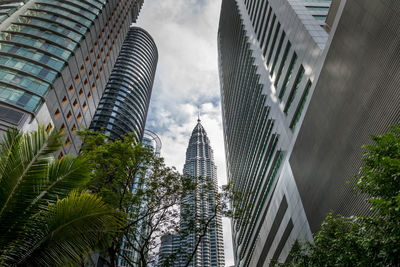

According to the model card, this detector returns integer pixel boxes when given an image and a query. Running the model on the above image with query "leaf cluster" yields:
[79,130,195,266]
[78,130,251,267]
[0,127,122,266]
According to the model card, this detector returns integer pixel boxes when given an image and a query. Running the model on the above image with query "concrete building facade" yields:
[290,0,400,233]
[0,0,144,157]
[218,0,400,266]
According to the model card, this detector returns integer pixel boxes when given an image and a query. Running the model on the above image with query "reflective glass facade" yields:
[0,0,104,113]
[90,27,158,142]
[0,1,29,23]
[218,0,328,265]
[0,0,145,155]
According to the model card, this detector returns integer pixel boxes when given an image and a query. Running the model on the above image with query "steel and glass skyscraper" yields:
[218,0,400,266]
[0,0,144,157]
[179,119,225,267]
[218,0,328,265]
[160,120,225,267]
[90,27,158,142]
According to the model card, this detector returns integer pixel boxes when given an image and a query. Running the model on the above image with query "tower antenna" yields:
[197,105,201,122]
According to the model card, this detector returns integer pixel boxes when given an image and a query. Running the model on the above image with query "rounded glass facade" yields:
[90,27,158,141]
[0,0,105,113]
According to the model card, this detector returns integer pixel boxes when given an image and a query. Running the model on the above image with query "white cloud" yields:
[136,0,234,265]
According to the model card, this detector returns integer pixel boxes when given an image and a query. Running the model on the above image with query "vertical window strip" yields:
[242,148,283,267]
[290,79,312,130]
[284,65,305,114]
[274,41,291,87]
[260,7,272,47]
[255,0,266,37]
[278,52,297,100]
[251,0,261,25]
[271,31,286,75]
[239,134,279,259]
[237,118,274,230]
[267,22,281,66]
[248,0,256,18]
[263,14,276,57]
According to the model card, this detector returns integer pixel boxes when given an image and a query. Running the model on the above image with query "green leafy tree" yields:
[79,130,246,267]
[276,124,400,266]
[79,130,193,267]
[0,127,123,266]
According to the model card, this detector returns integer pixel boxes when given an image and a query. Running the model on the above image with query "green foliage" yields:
[79,130,153,210]
[0,127,122,266]
[2,191,123,266]
[79,129,191,266]
[357,124,400,213]
[79,130,245,267]
[279,124,400,266]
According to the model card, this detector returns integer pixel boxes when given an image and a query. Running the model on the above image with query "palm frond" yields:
[0,126,63,247]
[0,128,23,193]
[33,155,91,210]
[1,191,124,266]
[0,127,61,247]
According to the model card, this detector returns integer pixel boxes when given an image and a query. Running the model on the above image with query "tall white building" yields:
[180,119,225,267]
[218,0,400,266]
[218,0,330,265]
[159,119,224,267]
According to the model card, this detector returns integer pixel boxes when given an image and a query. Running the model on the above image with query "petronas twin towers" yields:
[159,119,224,267]
[182,119,224,267]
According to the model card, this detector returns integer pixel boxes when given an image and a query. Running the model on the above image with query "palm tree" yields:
[0,126,123,266]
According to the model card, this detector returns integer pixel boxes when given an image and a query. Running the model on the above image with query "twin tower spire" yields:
[159,117,225,267]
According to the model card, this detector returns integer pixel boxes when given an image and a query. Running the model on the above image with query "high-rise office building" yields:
[0,0,144,157]
[159,120,225,267]
[90,27,158,142]
[218,0,400,266]
[218,0,328,265]
[179,119,225,267]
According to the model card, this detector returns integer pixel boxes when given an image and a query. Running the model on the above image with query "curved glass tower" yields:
[90,27,158,141]
[179,119,225,267]
[0,0,144,156]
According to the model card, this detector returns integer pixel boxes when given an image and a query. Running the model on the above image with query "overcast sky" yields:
[136,0,234,265]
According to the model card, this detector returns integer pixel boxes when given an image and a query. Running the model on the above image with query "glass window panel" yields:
[313,15,327,20]
[33,4,91,27]
[0,85,41,112]
[0,43,65,71]
[25,10,87,34]
[284,65,305,114]
[37,0,95,20]
[306,6,330,11]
